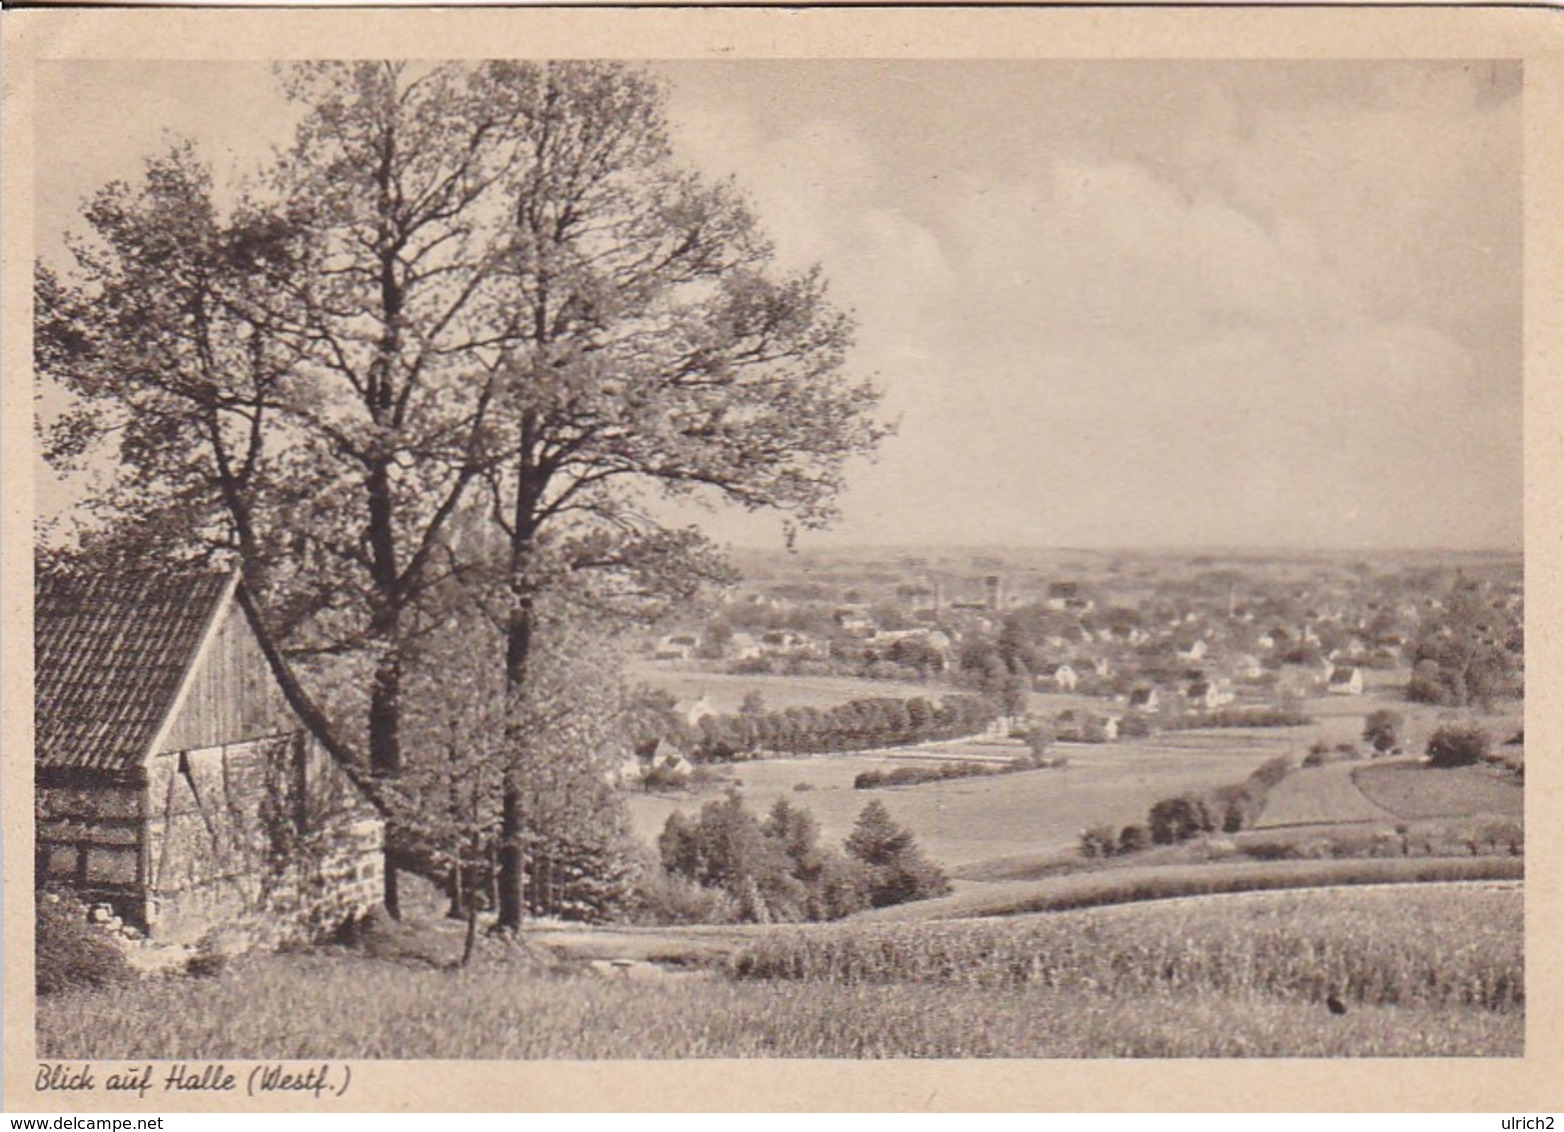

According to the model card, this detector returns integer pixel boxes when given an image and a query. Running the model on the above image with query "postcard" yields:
[3,4,1560,1112]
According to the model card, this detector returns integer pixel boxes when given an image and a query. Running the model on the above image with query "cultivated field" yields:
[1256,756,1522,831]
[1255,762,1393,827]
[851,855,1522,921]
[627,677,1522,872]
[38,882,1521,1059]
[735,882,1521,1000]
[42,673,1514,1062]
[625,730,1302,868]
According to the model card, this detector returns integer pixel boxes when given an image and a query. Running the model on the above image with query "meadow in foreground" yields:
[38,883,1520,1059]
[36,959,1519,1059]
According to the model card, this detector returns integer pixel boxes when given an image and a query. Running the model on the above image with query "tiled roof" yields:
[35,568,235,774]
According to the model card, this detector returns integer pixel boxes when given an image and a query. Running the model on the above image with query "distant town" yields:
[634,547,1522,760]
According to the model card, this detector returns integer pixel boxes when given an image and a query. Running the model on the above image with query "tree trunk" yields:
[495,582,530,931]
[461,866,479,968]
[369,635,404,919]
[495,457,543,932]
[366,455,405,918]
[496,777,525,932]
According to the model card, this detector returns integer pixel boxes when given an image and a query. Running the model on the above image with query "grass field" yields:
[1255,756,1522,831]
[36,962,1518,1059]
[625,730,1304,868]
[1353,761,1524,821]
[625,677,1522,875]
[1300,689,1522,755]
[39,882,1521,1059]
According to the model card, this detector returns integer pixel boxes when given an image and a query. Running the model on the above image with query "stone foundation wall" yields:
[39,737,385,949]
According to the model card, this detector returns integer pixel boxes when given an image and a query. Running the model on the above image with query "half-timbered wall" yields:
[39,589,382,943]
[141,733,382,944]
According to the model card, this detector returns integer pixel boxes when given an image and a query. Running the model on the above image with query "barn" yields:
[34,565,384,945]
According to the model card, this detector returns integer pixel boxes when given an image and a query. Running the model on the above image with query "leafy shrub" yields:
[1117,824,1149,854]
[1426,723,1490,768]
[803,853,874,921]
[854,758,1041,790]
[1210,784,1263,833]
[36,892,132,996]
[1248,756,1294,790]
[1363,709,1405,753]
[642,763,692,791]
[1139,756,1291,847]
[1078,825,1119,859]
[1021,722,1057,758]
[1240,840,1307,861]
[1148,793,1217,845]
[1053,713,1114,743]
[1407,661,1454,706]
[629,869,740,926]
[184,949,230,980]
[1117,713,1154,739]
[1302,741,1362,768]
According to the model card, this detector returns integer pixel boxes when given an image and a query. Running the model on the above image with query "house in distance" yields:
[34,566,384,945]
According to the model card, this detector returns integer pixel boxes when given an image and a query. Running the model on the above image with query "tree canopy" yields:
[38,60,888,923]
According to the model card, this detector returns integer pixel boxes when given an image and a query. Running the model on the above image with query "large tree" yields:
[39,65,549,913]
[38,60,887,928]
[450,62,887,928]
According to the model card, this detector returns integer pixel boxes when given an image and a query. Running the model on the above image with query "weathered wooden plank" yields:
[156,603,299,755]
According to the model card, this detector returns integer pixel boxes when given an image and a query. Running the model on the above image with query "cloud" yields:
[37,60,1518,552]
[947,157,1337,355]
[684,62,1519,551]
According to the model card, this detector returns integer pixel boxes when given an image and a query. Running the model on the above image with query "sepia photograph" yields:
[4,4,1559,1113]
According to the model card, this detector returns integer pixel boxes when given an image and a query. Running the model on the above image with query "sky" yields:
[32,59,1523,553]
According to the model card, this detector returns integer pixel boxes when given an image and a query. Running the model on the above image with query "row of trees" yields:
[683,694,1001,761]
[1131,756,1295,851]
[38,61,886,930]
